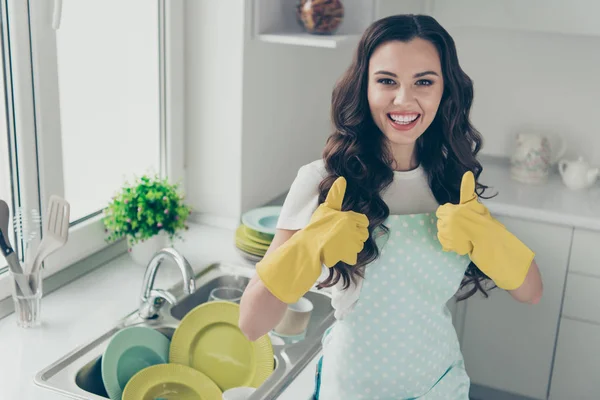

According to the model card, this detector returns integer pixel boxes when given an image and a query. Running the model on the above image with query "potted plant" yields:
[103,174,192,265]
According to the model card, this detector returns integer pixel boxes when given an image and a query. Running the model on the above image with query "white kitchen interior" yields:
[0,1,599,399]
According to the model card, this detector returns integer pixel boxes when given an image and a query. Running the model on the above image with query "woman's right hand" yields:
[306,176,370,267]
[255,176,369,304]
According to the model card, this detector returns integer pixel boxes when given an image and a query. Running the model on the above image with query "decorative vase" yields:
[296,0,344,35]
[129,231,169,266]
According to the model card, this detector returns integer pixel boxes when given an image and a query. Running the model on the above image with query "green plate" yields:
[101,326,171,400]
[241,206,281,236]
[122,363,222,400]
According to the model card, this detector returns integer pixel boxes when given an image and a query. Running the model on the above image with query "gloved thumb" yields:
[324,176,347,211]
[459,171,477,205]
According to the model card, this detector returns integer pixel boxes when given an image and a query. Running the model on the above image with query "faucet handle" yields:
[139,289,178,319]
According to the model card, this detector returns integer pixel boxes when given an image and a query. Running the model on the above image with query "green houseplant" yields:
[103,174,192,264]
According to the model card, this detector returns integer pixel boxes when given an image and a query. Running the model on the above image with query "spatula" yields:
[28,195,70,275]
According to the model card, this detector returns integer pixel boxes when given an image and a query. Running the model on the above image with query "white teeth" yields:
[389,114,419,124]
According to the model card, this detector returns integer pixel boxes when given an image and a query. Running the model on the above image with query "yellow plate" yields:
[122,363,222,400]
[169,301,274,391]
[240,225,272,245]
[235,225,270,251]
[235,241,266,256]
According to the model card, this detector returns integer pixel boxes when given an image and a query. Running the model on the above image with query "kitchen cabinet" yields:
[431,0,600,37]
[548,228,600,399]
[460,216,572,400]
[548,318,600,400]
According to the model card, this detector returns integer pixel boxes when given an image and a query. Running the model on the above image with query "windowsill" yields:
[0,218,251,322]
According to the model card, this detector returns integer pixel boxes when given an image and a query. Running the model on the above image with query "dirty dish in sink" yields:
[122,363,222,400]
[169,301,274,391]
[101,326,171,400]
[241,206,281,236]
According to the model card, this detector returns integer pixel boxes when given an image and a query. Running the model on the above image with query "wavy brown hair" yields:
[316,14,496,301]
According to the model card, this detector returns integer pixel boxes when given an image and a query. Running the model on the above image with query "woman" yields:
[239,14,543,399]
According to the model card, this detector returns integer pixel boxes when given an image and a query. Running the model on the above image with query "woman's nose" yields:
[393,86,415,106]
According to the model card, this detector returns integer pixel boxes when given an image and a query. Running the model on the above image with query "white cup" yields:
[222,386,256,400]
[273,296,313,336]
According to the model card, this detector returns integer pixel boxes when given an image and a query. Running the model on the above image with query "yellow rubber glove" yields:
[435,171,535,290]
[256,177,370,303]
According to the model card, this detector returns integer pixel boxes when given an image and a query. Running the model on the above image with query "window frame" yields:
[0,0,185,300]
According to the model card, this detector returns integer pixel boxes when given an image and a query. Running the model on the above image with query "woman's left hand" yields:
[435,171,535,290]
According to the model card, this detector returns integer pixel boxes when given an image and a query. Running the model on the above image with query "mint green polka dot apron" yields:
[315,213,471,399]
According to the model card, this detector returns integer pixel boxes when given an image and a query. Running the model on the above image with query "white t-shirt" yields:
[276,159,440,320]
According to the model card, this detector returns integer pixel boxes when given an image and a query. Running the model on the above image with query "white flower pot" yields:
[130,232,169,266]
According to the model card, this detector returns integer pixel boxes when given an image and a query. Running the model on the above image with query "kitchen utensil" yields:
[208,287,243,304]
[558,156,600,190]
[122,363,222,400]
[1,199,35,322]
[273,296,313,336]
[0,199,22,274]
[169,301,274,391]
[101,326,171,400]
[510,132,567,184]
[10,269,42,328]
[222,386,257,400]
[240,206,281,236]
[28,195,70,275]
[13,207,41,265]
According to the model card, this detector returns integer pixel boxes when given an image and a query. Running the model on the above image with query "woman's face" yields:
[367,38,444,151]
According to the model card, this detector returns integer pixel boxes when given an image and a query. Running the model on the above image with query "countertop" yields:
[479,156,600,231]
[0,157,599,400]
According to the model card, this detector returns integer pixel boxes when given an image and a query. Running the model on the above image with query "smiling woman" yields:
[0,0,185,308]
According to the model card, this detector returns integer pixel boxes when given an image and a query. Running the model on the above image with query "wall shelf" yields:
[253,0,376,48]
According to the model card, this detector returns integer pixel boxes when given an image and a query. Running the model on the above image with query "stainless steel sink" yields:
[34,262,335,399]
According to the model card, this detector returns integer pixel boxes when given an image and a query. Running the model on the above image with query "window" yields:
[0,53,13,271]
[0,0,184,299]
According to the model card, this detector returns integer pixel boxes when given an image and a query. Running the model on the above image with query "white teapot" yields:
[558,157,599,190]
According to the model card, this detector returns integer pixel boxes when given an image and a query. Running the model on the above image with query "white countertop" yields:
[480,156,600,231]
[0,158,599,400]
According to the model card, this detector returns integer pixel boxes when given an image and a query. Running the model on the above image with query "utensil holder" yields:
[10,269,42,328]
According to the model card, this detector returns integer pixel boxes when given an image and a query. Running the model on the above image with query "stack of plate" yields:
[236,206,281,262]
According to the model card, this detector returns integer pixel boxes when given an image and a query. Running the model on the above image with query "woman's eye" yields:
[377,78,396,85]
[416,79,433,86]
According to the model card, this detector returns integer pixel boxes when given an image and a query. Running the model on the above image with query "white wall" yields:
[240,18,354,213]
[451,27,600,165]
[185,0,357,221]
[184,0,245,221]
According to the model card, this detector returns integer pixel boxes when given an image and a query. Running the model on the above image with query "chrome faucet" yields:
[138,247,196,319]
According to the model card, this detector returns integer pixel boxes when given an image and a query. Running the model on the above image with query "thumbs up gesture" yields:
[435,171,535,290]
[255,176,370,304]
[308,177,370,267]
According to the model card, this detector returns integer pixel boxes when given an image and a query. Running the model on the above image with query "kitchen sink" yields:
[34,261,335,399]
